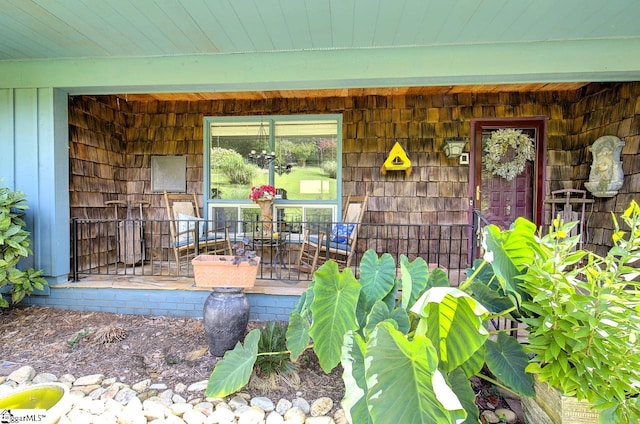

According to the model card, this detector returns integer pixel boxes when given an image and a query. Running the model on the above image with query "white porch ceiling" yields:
[1,1,639,99]
[1,0,639,61]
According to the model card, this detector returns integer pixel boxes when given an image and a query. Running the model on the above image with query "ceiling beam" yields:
[1,39,639,94]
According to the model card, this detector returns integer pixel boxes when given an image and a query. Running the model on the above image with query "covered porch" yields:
[53,216,472,319]
[39,80,637,318]
[1,2,639,317]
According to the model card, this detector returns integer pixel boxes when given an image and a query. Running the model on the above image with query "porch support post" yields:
[0,88,70,284]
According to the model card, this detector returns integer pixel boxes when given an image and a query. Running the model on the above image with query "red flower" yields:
[250,185,276,201]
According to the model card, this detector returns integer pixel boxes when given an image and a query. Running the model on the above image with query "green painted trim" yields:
[1,39,640,92]
[36,88,70,278]
[14,89,39,266]
[203,116,211,215]
[0,88,70,281]
[0,89,15,188]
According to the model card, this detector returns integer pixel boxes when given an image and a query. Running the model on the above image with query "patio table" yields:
[252,233,289,279]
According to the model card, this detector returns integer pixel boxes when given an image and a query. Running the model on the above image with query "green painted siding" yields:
[0,88,69,283]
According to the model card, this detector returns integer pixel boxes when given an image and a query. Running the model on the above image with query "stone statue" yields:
[584,135,625,197]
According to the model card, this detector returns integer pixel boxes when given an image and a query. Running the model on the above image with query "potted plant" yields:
[480,201,640,423]
[192,238,261,356]
[192,237,260,289]
[250,184,276,236]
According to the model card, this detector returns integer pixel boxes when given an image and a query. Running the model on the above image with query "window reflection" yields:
[208,117,339,203]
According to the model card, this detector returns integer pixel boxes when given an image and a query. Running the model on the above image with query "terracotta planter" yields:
[521,378,600,424]
[192,255,261,288]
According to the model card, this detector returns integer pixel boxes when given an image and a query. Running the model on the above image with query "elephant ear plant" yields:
[204,250,533,423]
[0,185,47,307]
[473,200,640,423]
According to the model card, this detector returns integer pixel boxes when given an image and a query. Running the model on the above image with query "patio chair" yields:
[548,188,592,250]
[296,193,369,274]
[163,191,232,274]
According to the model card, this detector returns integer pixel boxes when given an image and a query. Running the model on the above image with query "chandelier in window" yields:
[247,149,276,168]
[247,122,275,168]
[246,121,293,175]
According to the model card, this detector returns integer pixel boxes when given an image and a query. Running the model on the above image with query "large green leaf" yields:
[341,331,372,424]
[400,255,427,309]
[364,300,394,338]
[291,290,307,315]
[485,332,535,397]
[291,280,315,319]
[458,346,485,378]
[390,307,411,334]
[362,300,411,337]
[465,258,498,290]
[308,261,361,372]
[358,250,396,311]
[205,329,260,398]
[467,281,515,314]
[366,322,466,424]
[286,312,310,361]
[355,292,369,335]
[484,218,537,305]
[381,281,400,311]
[427,267,451,289]
[400,258,413,310]
[412,287,489,372]
[448,368,480,424]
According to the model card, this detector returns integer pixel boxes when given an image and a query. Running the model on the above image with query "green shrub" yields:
[321,160,337,178]
[0,185,48,307]
[292,142,317,166]
[225,162,257,185]
[254,321,295,377]
[519,204,640,422]
[210,147,257,185]
[470,201,640,423]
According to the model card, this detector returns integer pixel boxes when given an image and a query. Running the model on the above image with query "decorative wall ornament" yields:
[381,142,412,176]
[584,135,625,197]
[483,129,535,181]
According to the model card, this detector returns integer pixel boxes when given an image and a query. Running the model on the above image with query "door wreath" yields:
[484,128,535,181]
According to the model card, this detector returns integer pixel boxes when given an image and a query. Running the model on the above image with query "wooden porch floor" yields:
[67,258,466,298]
[62,274,309,296]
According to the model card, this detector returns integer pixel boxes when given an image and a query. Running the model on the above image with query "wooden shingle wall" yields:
[121,91,579,227]
[69,96,128,269]
[68,82,640,262]
[570,83,640,255]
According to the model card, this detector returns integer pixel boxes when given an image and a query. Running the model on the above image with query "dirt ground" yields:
[0,305,343,403]
[0,305,514,420]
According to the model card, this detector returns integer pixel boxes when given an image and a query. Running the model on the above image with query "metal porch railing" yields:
[71,218,473,284]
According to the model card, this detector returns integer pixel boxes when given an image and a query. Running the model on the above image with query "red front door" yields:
[479,130,535,228]
[470,118,547,255]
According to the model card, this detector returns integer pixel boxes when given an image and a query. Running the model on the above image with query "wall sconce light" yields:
[443,138,467,159]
